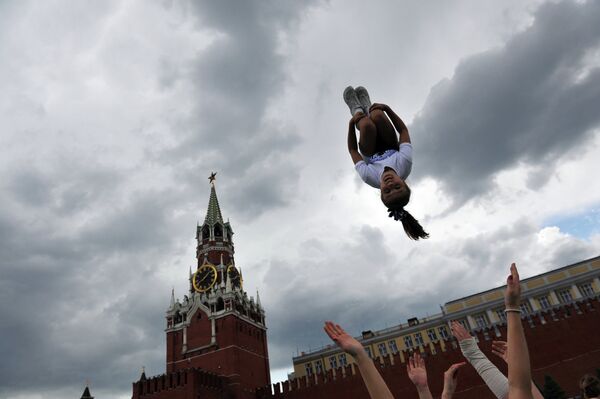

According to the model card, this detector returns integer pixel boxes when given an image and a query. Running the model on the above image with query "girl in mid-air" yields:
[343,86,428,239]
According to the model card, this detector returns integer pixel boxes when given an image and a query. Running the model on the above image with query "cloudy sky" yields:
[1,0,600,398]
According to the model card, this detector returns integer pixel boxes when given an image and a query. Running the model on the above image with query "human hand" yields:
[491,340,508,364]
[324,321,365,358]
[442,362,466,398]
[407,352,428,388]
[504,263,521,308]
[370,103,388,112]
[450,321,471,342]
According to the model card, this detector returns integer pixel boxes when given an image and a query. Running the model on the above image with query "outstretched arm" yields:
[347,117,363,164]
[492,341,542,399]
[371,104,410,144]
[442,362,467,399]
[407,353,433,399]
[451,321,508,399]
[324,321,394,399]
[505,263,533,399]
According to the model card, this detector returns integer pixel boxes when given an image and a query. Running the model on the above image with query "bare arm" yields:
[347,118,363,164]
[324,321,394,399]
[492,341,543,399]
[505,264,533,399]
[407,353,433,399]
[371,104,411,144]
[442,362,467,399]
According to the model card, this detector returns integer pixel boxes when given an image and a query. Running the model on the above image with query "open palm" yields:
[407,352,428,387]
[324,321,363,357]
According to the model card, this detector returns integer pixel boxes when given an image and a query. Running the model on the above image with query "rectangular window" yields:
[378,343,388,357]
[438,326,450,339]
[520,301,532,314]
[364,347,373,358]
[404,336,414,348]
[427,329,438,341]
[538,295,551,310]
[458,319,470,330]
[305,363,313,376]
[339,353,347,367]
[578,282,595,297]
[388,340,399,354]
[414,332,424,346]
[557,289,573,304]
[315,360,323,374]
[495,308,507,322]
[329,356,338,369]
[474,314,488,329]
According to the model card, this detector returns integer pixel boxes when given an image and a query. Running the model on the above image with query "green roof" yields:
[204,184,224,225]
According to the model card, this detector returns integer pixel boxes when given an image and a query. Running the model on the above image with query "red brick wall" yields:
[167,311,270,392]
[258,298,600,399]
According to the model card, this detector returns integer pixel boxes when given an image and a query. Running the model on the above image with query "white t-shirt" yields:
[354,143,413,188]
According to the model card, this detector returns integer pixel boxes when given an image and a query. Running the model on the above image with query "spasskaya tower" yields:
[134,174,270,399]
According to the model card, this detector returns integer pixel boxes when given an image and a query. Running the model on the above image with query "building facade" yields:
[291,256,600,380]
[133,181,270,399]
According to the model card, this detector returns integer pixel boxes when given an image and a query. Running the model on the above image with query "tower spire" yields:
[204,173,224,225]
[81,384,94,399]
[169,288,175,309]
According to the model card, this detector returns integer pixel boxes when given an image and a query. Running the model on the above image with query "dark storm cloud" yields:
[0,178,183,395]
[0,1,326,397]
[412,0,600,204]
[161,0,322,219]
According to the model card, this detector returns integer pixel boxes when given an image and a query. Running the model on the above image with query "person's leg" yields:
[370,109,399,152]
[355,112,378,157]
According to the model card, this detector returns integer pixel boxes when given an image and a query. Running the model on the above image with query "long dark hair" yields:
[382,185,429,240]
[388,208,429,240]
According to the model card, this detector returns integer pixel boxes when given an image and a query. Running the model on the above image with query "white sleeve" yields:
[395,143,413,179]
[459,338,508,399]
[354,161,380,188]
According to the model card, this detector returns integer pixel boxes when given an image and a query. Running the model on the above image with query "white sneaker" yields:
[343,86,364,116]
[355,86,372,115]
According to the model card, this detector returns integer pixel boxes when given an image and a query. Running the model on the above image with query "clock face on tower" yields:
[192,264,218,292]
[227,264,242,288]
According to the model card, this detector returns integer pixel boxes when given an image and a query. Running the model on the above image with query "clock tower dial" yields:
[192,264,218,292]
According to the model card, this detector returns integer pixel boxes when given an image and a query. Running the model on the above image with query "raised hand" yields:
[442,362,467,399]
[323,321,365,358]
[450,321,471,342]
[491,341,508,363]
[505,263,522,308]
[324,321,395,399]
[369,103,388,112]
[407,352,429,388]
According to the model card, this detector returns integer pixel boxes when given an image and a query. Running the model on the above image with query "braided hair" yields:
[387,207,429,240]
[382,184,429,240]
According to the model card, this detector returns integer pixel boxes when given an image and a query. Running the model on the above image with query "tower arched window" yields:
[202,225,210,240]
[216,297,225,312]
[214,224,223,238]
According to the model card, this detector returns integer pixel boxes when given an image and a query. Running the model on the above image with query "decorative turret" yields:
[80,385,94,399]
[195,173,234,267]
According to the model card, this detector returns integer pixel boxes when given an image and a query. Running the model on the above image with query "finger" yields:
[512,263,520,282]
[324,322,339,339]
[334,323,345,335]
[323,323,336,340]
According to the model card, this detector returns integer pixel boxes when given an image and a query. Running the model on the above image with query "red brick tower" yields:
[164,176,270,397]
